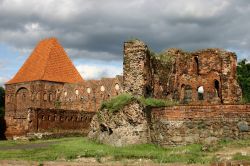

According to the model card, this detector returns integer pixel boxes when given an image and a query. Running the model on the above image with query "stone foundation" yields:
[150,104,250,147]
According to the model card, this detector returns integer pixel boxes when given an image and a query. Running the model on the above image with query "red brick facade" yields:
[4,38,123,138]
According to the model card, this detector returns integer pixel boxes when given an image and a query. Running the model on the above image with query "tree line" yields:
[237,59,250,103]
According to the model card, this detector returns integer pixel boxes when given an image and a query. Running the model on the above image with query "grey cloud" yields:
[0,0,250,61]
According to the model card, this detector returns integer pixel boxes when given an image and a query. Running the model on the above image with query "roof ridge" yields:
[41,39,56,80]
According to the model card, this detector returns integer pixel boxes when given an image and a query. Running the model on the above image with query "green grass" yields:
[233,153,250,161]
[139,97,178,107]
[1,137,250,163]
[0,137,211,164]
[101,93,178,113]
[101,93,134,112]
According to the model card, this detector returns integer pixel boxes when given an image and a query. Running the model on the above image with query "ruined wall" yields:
[123,40,152,97]
[28,108,95,133]
[4,76,123,138]
[150,104,250,147]
[88,100,149,146]
[152,48,242,104]
[5,108,95,138]
[123,40,242,104]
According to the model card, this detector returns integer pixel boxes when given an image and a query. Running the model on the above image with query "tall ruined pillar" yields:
[123,40,152,97]
[221,52,242,103]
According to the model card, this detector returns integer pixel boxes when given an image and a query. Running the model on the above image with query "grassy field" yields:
[0,137,250,164]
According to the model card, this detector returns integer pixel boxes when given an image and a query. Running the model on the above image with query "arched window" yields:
[64,91,67,97]
[115,83,120,91]
[36,92,40,100]
[214,80,220,97]
[197,86,204,100]
[87,88,91,94]
[194,57,199,75]
[43,93,47,101]
[49,93,53,101]
[100,85,105,92]
[75,89,79,95]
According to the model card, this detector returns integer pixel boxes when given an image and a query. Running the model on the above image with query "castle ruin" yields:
[3,38,250,146]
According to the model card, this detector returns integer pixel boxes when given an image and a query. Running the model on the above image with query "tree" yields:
[0,87,4,107]
[237,59,250,103]
[0,86,4,117]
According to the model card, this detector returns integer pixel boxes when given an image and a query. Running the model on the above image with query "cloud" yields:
[0,0,250,81]
[0,76,8,87]
[76,64,123,80]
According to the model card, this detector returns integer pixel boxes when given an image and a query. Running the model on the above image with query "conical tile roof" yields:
[6,38,84,84]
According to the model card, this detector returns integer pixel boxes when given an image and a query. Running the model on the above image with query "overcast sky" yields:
[0,0,250,86]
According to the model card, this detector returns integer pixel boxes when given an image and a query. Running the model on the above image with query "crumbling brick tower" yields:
[123,40,153,97]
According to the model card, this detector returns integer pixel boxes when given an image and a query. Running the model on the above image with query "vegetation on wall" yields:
[237,59,250,103]
[0,86,5,117]
[101,93,178,112]
[149,49,175,64]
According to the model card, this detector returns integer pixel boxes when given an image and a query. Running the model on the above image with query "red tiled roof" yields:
[6,38,84,84]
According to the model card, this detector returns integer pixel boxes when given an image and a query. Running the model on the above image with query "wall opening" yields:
[183,85,192,103]
[49,93,53,101]
[197,86,204,100]
[100,86,105,92]
[43,93,47,101]
[214,80,220,98]
[145,85,152,98]
[194,57,199,75]
[115,83,120,91]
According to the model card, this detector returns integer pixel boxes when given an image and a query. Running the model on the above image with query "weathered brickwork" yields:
[123,40,152,97]
[150,105,250,146]
[88,100,150,146]
[123,41,242,104]
[4,37,245,145]
[4,38,123,138]
[4,77,123,138]
[5,107,95,138]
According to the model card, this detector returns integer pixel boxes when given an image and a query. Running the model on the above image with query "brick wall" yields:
[5,108,95,138]
[150,104,250,146]
[28,108,95,133]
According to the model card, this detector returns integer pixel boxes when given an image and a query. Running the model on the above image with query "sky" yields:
[0,0,250,86]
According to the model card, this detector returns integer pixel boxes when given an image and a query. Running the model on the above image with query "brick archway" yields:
[15,88,29,114]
